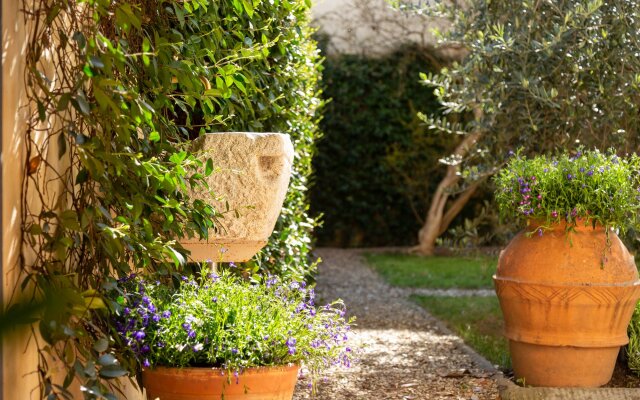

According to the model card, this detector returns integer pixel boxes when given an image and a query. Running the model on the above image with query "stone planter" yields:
[142,365,299,400]
[180,132,293,262]
[494,222,640,387]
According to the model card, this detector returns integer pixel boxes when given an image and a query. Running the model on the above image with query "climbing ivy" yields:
[20,0,321,397]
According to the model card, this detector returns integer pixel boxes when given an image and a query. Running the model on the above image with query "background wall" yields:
[312,0,449,56]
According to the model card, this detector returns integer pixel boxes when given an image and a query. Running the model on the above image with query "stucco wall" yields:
[2,1,40,399]
[312,0,449,56]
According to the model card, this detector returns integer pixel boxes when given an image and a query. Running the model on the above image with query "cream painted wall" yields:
[312,0,449,56]
[2,1,40,399]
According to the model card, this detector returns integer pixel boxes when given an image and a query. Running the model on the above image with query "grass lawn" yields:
[411,295,511,370]
[364,253,497,289]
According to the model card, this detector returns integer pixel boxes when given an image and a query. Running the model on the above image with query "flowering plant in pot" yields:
[492,148,640,387]
[110,270,354,399]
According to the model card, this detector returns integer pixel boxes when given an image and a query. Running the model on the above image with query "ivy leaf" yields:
[205,158,214,176]
[97,354,118,366]
[242,0,254,17]
[59,210,81,231]
[74,94,91,115]
[57,132,67,159]
[89,56,104,69]
[93,338,109,353]
[37,100,46,122]
[72,31,86,49]
[98,365,128,378]
[168,246,185,267]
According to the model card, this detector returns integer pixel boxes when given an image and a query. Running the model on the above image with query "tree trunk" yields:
[412,127,482,256]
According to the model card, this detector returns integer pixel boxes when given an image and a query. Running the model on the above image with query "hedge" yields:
[310,45,452,247]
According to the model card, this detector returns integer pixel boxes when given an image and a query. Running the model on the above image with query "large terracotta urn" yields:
[494,221,640,387]
[180,132,293,263]
[142,365,299,400]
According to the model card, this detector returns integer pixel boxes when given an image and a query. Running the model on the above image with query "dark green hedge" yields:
[310,46,453,247]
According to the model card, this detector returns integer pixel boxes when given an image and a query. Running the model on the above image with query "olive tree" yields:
[401,0,640,255]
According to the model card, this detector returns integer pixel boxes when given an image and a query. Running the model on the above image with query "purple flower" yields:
[286,337,297,355]
[587,170,594,176]
[188,330,196,339]
[141,344,150,353]
[182,322,191,331]
[567,174,573,180]
[143,359,150,368]
[123,307,131,316]
[134,331,146,342]
[152,314,161,323]
[232,348,238,354]
[162,311,171,319]
[551,210,558,218]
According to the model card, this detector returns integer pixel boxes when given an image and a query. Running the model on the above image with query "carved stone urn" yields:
[179,132,293,263]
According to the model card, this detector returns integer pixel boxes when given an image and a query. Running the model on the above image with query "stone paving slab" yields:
[497,375,640,399]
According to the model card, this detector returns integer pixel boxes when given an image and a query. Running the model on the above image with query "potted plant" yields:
[493,148,640,387]
[110,270,354,399]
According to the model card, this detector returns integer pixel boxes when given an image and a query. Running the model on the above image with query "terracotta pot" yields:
[142,365,299,400]
[494,222,640,387]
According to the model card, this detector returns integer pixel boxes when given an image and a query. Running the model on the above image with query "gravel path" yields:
[293,248,499,400]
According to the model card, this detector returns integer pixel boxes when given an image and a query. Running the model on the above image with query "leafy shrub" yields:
[111,271,354,379]
[203,1,324,280]
[310,45,453,247]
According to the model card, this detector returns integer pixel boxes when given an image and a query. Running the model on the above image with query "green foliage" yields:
[311,45,452,246]
[365,253,496,289]
[411,295,510,370]
[22,0,321,397]
[413,0,640,168]
[494,149,640,233]
[111,271,354,383]
[628,304,640,375]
